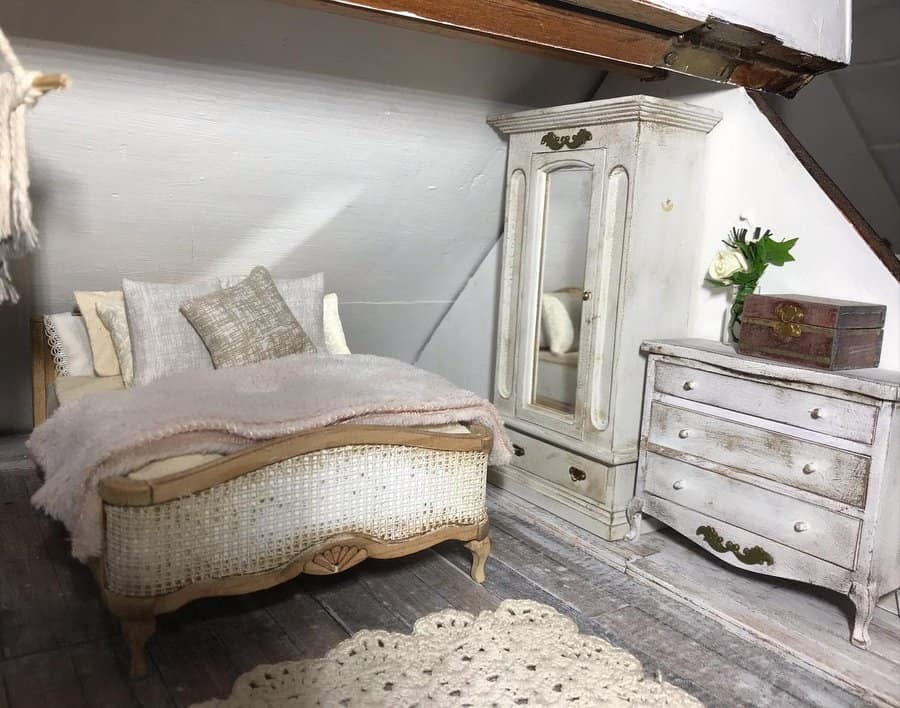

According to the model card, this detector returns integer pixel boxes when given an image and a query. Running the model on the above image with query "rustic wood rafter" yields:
[273,0,842,96]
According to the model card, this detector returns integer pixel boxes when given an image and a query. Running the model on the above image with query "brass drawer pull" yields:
[793,521,810,533]
[569,466,586,482]
[677,429,692,439]
[696,525,774,566]
[683,380,697,391]
[582,290,592,302]
[810,407,827,420]
[802,463,817,475]
[672,479,685,490]
[513,444,525,457]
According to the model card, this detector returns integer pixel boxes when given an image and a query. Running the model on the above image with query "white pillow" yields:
[541,290,582,355]
[43,314,94,377]
[123,277,221,386]
[323,292,351,355]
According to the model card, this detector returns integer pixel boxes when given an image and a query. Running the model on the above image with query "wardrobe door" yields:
[516,149,605,440]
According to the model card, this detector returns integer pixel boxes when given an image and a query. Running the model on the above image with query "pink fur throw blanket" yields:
[29,354,513,561]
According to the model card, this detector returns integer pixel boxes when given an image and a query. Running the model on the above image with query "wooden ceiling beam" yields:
[273,0,841,96]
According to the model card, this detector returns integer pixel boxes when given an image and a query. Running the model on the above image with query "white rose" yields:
[707,248,748,283]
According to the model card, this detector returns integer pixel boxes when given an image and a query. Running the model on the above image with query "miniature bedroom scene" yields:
[1,0,898,706]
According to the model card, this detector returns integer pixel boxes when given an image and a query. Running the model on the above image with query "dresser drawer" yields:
[648,403,870,507]
[506,428,610,505]
[655,361,878,444]
[643,452,861,569]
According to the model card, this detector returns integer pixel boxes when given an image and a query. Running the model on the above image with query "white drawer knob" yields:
[802,463,817,475]
[794,521,810,533]
[810,407,827,420]
[672,479,685,490]
[678,429,692,439]
[683,380,697,391]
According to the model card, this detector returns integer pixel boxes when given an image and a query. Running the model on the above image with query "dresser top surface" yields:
[642,339,900,401]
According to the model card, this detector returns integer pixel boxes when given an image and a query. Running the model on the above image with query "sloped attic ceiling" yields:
[277,0,849,96]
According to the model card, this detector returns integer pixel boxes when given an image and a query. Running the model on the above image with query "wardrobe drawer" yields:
[506,428,610,505]
[647,403,870,507]
[655,362,878,444]
[643,453,861,569]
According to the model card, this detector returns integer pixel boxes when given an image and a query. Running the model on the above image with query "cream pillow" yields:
[324,292,351,355]
[74,291,124,377]
[96,301,134,387]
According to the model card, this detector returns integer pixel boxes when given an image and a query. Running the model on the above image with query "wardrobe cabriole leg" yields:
[122,615,157,678]
[465,535,491,583]
[849,581,878,649]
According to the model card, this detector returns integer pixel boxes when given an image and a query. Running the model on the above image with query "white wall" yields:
[647,0,851,63]
[0,0,600,431]
[595,73,899,371]
[770,0,900,253]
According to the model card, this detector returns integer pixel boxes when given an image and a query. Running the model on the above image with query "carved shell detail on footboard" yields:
[304,545,369,574]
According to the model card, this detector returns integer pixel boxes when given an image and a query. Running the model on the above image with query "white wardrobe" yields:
[487,96,721,540]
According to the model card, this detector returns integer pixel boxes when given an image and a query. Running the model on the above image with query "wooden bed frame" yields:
[31,316,493,677]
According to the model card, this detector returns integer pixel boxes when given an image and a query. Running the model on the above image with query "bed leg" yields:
[465,535,491,584]
[122,616,156,678]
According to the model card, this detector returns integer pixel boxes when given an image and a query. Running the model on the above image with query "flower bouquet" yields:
[707,226,798,342]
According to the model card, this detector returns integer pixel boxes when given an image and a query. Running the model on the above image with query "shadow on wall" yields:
[0,0,602,432]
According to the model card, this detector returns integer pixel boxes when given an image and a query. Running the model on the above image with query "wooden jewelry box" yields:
[738,294,886,370]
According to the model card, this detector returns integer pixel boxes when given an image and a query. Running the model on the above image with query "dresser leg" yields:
[624,497,643,541]
[849,581,877,649]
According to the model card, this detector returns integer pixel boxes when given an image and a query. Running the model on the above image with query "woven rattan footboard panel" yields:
[104,444,488,596]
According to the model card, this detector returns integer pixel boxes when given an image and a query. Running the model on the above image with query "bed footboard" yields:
[96,423,493,677]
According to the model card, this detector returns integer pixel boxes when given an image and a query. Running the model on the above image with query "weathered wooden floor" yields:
[0,434,869,707]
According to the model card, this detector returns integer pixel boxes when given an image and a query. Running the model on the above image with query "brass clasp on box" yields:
[773,303,804,340]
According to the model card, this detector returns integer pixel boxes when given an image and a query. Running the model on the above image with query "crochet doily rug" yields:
[194,599,701,707]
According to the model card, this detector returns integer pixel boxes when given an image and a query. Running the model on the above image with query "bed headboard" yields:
[31,316,57,428]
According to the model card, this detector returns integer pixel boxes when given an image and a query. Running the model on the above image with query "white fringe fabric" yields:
[0,28,41,305]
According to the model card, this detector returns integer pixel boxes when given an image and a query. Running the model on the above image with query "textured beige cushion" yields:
[181,266,316,369]
[96,301,134,387]
[74,291,123,377]
[55,375,126,406]
[219,272,326,351]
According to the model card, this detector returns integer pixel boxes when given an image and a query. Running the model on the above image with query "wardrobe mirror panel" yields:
[532,165,592,415]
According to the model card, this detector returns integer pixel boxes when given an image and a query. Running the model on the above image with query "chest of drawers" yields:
[627,339,900,648]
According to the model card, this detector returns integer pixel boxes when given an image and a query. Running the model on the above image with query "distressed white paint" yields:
[644,0,851,63]
[0,0,600,430]
[630,340,900,650]
[485,97,720,540]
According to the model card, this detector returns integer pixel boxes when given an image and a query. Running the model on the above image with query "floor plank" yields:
[264,584,350,659]
[1,434,884,707]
